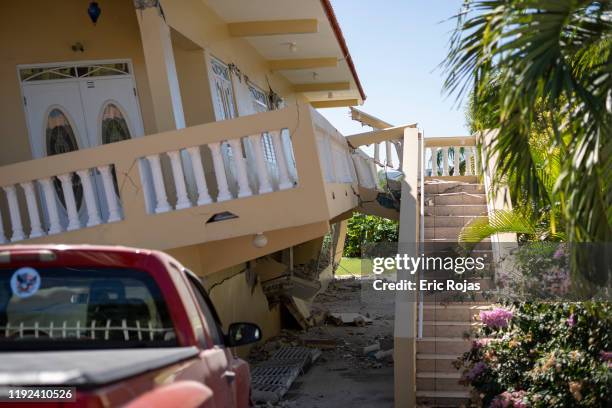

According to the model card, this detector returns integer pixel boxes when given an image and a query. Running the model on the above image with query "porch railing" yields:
[424,136,479,177]
[0,104,346,247]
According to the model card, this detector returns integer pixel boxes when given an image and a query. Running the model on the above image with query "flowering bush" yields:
[455,302,612,407]
[479,308,514,329]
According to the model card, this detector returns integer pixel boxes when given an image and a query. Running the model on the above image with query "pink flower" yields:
[465,361,487,381]
[553,246,565,259]
[480,308,513,328]
[567,314,576,327]
[600,351,612,361]
[472,338,493,349]
[491,391,527,408]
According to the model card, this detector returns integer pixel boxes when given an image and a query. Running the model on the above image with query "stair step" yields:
[426,175,479,183]
[424,182,484,194]
[422,321,481,337]
[417,371,466,392]
[422,291,492,303]
[426,205,488,217]
[422,303,492,321]
[424,215,487,228]
[416,390,471,407]
[417,337,472,354]
[426,193,487,206]
[424,227,462,240]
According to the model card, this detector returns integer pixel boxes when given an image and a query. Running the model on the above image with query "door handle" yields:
[222,370,236,384]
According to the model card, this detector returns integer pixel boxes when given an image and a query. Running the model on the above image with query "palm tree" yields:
[443,0,611,244]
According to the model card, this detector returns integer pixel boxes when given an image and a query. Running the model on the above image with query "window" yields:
[0,267,176,350]
[20,63,130,82]
[185,272,224,346]
[46,108,83,211]
[248,83,277,164]
[101,103,131,145]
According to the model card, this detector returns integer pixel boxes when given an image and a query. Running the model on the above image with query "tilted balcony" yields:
[0,104,362,262]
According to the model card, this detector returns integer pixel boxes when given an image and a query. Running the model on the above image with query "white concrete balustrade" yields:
[0,105,334,245]
[312,109,357,186]
[0,165,123,242]
[424,136,480,177]
[138,128,298,215]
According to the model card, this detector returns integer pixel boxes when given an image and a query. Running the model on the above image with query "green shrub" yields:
[343,213,398,258]
[456,302,612,407]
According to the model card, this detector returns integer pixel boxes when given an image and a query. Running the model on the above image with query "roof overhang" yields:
[205,0,365,106]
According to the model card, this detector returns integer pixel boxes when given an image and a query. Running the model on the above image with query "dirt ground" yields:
[251,277,395,407]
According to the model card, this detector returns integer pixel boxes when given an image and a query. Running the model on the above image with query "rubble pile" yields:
[249,275,395,406]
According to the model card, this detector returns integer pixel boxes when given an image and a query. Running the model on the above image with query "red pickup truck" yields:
[0,245,262,407]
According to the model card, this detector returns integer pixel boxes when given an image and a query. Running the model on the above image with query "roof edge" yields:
[320,0,366,102]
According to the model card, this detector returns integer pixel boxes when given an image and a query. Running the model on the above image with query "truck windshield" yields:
[0,267,177,350]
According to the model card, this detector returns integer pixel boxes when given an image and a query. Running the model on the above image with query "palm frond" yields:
[459,210,537,245]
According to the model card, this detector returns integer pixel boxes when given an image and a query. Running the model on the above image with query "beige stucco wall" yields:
[0,0,300,169]
[0,0,157,166]
[161,0,295,107]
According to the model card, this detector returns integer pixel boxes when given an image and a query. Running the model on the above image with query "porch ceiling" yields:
[204,0,365,105]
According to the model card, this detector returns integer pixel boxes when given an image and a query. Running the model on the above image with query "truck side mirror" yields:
[226,322,262,347]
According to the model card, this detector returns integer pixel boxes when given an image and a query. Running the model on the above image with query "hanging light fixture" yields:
[88,1,101,25]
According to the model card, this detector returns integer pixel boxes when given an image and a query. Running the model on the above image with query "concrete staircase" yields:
[416,176,492,407]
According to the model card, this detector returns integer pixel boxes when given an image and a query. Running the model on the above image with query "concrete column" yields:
[167,150,192,209]
[228,139,253,198]
[97,165,123,221]
[144,156,171,214]
[39,178,62,234]
[385,140,393,168]
[453,146,460,176]
[135,6,185,132]
[395,127,420,408]
[269,130,293,190]
[57,174,80,231]
[442,147,449,176]
[20,181,45,238]
[3,185,25,241]
[75,170,101,227]
[249,134,273,194]
[186,146,213,206]
[465,148,473,175]
[0,207,6,243]
[208,142,232,202]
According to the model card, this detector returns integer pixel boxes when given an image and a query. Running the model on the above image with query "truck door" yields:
[184,273,237,408]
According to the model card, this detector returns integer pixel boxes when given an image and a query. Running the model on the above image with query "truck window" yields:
[0,267,177,350]
[185,273,224,346]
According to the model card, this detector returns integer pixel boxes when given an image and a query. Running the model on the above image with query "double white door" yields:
[20,62,144,227]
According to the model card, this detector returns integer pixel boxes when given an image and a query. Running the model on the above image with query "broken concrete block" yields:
[328,312,373,326]
[373,349,393,360]
[362,342,381,355]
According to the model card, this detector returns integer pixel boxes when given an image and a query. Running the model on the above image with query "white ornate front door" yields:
[19,61,145,228]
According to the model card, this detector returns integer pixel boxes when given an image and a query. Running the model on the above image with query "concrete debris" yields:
[362,342,380,355]
[328,312,373,326]
[373,349,394,361]
[250,274,394,407]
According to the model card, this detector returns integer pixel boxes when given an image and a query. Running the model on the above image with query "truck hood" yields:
[0,347,199,387]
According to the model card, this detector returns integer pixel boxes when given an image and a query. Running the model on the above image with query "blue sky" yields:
[320,0,467,138]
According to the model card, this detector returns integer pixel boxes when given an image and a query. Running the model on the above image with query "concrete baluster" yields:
[167,150,192,209]
[186,146,213,205]
[249,133,273,194]
[57,174,80,231]
[75,169,102,227]
[207,142,232,202]
[227,139,252,198]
